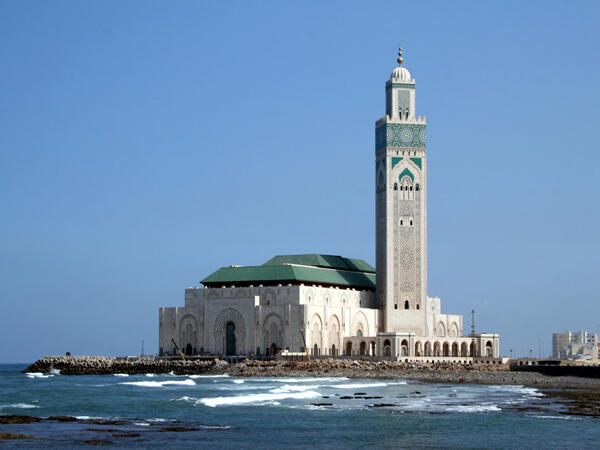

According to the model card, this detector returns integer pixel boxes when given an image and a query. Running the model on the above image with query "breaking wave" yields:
[114,373,129,377]
[2,403,40,409]
[189,374,230,379]
[26,372,52,379]
[121,379,196,388]
[199,390,321,407]
[330,382,389,389]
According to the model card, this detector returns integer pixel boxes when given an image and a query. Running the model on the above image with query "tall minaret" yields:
[375,48,428,335]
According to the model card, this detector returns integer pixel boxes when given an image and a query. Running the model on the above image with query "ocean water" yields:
[1,364,599,448]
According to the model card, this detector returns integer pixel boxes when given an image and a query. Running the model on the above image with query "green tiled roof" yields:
[262,254,375,273]
[201,254,376,290]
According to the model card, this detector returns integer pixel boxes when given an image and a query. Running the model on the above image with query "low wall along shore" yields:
[22,356,600,390]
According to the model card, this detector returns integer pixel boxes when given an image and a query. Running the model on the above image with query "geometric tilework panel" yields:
[376,123,426,150]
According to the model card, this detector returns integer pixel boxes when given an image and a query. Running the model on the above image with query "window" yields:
[404,300,409,310]
[416,304,420,310]
[410,220,413,226]
[393,183,398,191]
[394,304,398,310]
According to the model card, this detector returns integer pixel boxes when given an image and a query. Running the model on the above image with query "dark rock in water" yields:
[48,416,78,422]
[0,432,34,440]
[112,433,141,438]
[322,396,330,399]
[86,428,120,433]
[363,396,383,399]
[413,391,421,395]
[85,419,126,426]
[354,392,367,395]
[340,396,354,400]
[158,426,199,432]
[84,439,114,445]
[0,415,41,424]
[369,403,397,408]
[311,403,333,407]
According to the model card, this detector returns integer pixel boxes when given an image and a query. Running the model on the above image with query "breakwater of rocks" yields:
[23,356,600,389]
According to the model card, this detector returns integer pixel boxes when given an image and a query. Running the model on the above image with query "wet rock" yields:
[354,392,367,395]
[84,439,114,445]
[158,426,199,432]
[86,428,120,433]
[0,415,41,424]
[0,432,34,440]
[48,416,78,422]
[311,403,333,406]
[111,433,141,438]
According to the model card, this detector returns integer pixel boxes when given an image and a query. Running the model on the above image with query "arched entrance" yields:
[225,322,236,356]
[185,343,193,356]
[270,342,278,356]
[425,342,431,356]
[401,339,409,357]
[383,339,391,357]
[346,341,352,355]
[360,341,366,355]
[313,344,319,356]
[415,341,422,357]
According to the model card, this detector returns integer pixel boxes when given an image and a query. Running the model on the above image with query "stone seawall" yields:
[22,356,600,389]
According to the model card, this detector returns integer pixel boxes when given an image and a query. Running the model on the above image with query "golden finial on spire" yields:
[397,47,404,66]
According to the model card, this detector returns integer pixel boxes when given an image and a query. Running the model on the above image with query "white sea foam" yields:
[174,396,199,402]
[121,379,196,387]
[49,368,61,375]
[330,382,389,389]
[274,377,348,383]
[114,373,129,377]
[189,374,230,379]
[199,390,320,407]
[443,404,501,413]
[75,416,103,420]
[489,385,543,397]
[529,414,580,420]
[145,373,156,377]
[26,372,52,379]
[133,422,150,426]
[270,384,320,393]
[232,379,245,384]
[3,403,40,409]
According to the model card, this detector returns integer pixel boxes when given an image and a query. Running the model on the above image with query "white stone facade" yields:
[159,284,378,357]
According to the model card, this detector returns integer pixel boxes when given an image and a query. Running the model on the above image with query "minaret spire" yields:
[396,47,404,66]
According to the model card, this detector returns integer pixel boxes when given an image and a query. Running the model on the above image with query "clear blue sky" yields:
[1,1,599,363]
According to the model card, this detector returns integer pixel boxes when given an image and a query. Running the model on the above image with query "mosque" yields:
[159,49,500,360]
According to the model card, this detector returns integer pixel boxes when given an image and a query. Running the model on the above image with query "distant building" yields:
[552,331,599,360]
[159,49,500,359]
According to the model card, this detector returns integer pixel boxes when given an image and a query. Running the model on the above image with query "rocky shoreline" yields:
[23,356,600,390]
